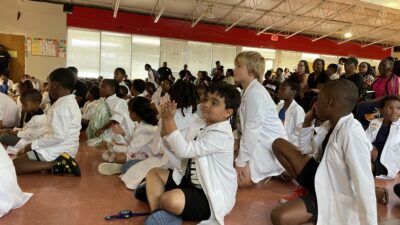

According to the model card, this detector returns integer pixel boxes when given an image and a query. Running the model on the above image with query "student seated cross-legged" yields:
[271,79,377,225]
[233,51,287,188]
[144,83,241,225]
[12,68,82,176]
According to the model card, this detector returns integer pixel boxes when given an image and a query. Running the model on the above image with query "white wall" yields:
[0,0,67,82]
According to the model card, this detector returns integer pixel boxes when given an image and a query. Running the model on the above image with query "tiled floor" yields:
[1,135,400,225]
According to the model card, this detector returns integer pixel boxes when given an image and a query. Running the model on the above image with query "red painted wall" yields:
[67,6,390,60]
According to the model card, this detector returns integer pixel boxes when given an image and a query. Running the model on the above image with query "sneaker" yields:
[52,153,81,176]
[280,186,307,203]
[98,162,123,175]
[101,150,115,162]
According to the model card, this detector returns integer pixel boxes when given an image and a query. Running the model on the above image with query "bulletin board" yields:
[26,37,66,58]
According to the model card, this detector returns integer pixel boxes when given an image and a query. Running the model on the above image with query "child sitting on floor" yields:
[233,51,287,188]
[276,79,305,146]
[81,86,100,126]
[366,95,400,205]
[131,79,147,97]
[271,79,376,225]
[0,89,44,152]
[98,96,159,175]
[144,82,241,225]
[95,79,135,144]
[0,145,32,217]
[12,68,82,176]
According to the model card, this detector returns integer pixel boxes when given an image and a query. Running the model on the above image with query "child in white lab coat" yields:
[98,96,159,175]
[366,95,400,204]
[0,145,32,217]
[0,92,19,129]
[145,82,241,225]
[81,86,100,124]
[233,51,287,188]
[276,79,305,146]
[271,79,377,225]
[13,68,82,176]
[95,79,134,144]
[0,89,44,148]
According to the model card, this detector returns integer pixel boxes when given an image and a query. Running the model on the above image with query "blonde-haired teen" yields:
[234,51,287,188]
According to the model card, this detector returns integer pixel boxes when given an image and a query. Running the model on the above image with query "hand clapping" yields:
[158,96,177,119]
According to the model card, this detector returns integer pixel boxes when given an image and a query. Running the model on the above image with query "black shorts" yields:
[296,158,319,221]
[165,169,211,221]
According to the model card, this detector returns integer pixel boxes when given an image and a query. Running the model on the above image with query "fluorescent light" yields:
[344,32,352,38]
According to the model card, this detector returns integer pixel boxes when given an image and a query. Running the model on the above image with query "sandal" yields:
[376,187,389,205]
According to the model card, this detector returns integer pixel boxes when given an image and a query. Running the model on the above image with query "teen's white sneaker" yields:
[98,162,123,175]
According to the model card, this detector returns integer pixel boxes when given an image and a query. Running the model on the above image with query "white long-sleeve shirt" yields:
[235,79,286,183]
[0,93,19,128]
[105,94,135,143]
[276,100,305,146]
[112,121,158,160]
[31,94,81,161]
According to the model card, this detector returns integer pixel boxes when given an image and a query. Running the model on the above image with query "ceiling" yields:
[31,0,400,49]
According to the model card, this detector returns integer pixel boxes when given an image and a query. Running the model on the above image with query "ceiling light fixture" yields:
[344,32,352,38]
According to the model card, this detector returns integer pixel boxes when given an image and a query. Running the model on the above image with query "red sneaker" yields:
[280,186,307,203]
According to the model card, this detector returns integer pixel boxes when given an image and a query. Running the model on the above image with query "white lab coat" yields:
[105,94,135,143]
[165,120,237,225]
[112,121,158,160]
[299,114,377,225]
[276,100,305,146]
[235,79,286,183]
[31,94,82,161]
[0,146,32,217]
[120,107,197,189]
[366,118,400,178]
[0,93,19,128]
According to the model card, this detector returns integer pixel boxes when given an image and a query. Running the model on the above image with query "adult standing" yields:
[211,61,221,78]
[157,62,172,82]
[144,64,158,85]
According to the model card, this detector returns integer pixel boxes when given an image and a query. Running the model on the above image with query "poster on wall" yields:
[29,38,66,57]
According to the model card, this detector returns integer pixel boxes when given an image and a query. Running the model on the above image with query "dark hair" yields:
[42,81,48,87]
[67,66,78,76]
[206,82,241,115]
[168,79,198,116]
[359,62,376,76]
[216,61,220,64]
[115,67,126,76]
[88,86,100,100]
[299,60,310,74]
[282,79,301,95]
[265,70,273,78]
[277,68,283,73]
[128,97,158,126]
[339,57,347,64]
[20,89,42,103]
[346,57,359,67]
[132,79,146,93]
[145,82,156,95]
[314,58,325,71]
[145,64,151,69]
[379,95,400,109]
[327,64,338,73]
[226,69,234,77]
[119,85,129,97]
[48,68,77,91]
[19,80,34,94]
[102,79,120,95]
[321,79,358,112]
[163,79,173,87]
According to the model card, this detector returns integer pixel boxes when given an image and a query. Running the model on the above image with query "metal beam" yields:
[153,0,169,23]
[185,0,203,21]
[361,32,400,48]
[225,0,261,32]
[338,20,400,45]
[285,5,354,39]
[219,0,246,25]
[246,0,288,27]
[256,0,323,35]
[113,0,120,18]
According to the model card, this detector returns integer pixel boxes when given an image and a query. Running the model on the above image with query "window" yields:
[160,39,187,76]
[100,32,132,79]
[187,41,212,77]
[242,46,276,59]
[212,44,237,73]
[67,29,100,78]
[131,35,160,80]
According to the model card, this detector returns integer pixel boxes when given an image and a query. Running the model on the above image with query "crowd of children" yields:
[1,51,400,225]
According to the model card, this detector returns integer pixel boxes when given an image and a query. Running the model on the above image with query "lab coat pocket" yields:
[329,191,358,225]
